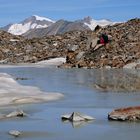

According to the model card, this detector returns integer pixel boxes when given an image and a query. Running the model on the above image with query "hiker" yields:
[93,33,109,51]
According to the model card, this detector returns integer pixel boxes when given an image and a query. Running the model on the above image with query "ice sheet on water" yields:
[0,73,64,106]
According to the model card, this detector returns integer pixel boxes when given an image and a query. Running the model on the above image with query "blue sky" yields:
[0,0,139,27]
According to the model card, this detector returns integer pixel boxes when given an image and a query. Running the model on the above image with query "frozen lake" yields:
[0,67,140,140]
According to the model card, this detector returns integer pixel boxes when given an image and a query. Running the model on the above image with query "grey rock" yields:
[15,53,24,57]
[76,51,85,60]
[43,46,49,50]
[61,112,95,122]
[90,37,99,49]
[23,56,30,62]
[67,44,79,52]
[9,130,21,137]
[0,59,9,64]
[1,49,10,53]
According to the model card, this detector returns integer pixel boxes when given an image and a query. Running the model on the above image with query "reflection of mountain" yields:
[93,69,140,92]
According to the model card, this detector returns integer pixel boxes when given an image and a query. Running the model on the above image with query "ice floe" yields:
[0,73,64,106]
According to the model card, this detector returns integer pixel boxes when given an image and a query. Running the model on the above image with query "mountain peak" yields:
[1,15,116,37]
[32,15,55,23]
[83,17,114,30]
[4,15,55,35]
[83,16,92,23]
[21,15,55,25]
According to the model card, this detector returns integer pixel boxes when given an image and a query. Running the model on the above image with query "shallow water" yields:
[0,67,140,140]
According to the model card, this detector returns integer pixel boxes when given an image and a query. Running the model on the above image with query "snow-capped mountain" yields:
[2,15,55,35]
[23,16,116,38]
[1,15,117,38]
[82,16,114,30]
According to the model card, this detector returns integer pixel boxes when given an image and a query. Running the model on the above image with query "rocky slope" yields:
[0,18,139,69]
[62,18,140,68]
[0,30,66,63]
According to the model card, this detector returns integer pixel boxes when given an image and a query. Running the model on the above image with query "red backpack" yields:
[100,37,105,45]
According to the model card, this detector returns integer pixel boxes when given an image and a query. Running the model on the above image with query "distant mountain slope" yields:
[23,19,90,38]
[1,15,115,38]
[23,16,115,38]
[82,16,115,30]
[1,15,55,35]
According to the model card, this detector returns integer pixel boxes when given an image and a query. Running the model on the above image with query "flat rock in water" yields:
[61,112,95,122]
[108,106,140,121]
[9,130,21,137]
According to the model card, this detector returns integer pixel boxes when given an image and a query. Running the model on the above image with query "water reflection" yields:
[0,67,140,140]
[64,68,140,92]
[91,69,140,92]
[62,119,94,128]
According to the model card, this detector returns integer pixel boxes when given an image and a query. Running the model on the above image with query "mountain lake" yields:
[0,66,140,140]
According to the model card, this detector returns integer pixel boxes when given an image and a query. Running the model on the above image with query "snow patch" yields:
[36,57,66,66]
[7,15,55,35]
[84,19,114,30]
[0,57,66,68]
[10,39,19,42]
[8,22,32,35]
[36,24,48,29]
[8,22,49,35]
[33,15,55,23]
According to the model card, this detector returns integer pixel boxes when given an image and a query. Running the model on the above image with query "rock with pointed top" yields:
[61,112,95,122]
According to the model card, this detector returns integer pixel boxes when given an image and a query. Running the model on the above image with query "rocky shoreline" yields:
[0,18,140,68]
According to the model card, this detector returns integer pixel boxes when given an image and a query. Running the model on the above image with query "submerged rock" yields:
[0,110,27,120]
[61,112,95,122]
[15,77,28,80]
[108,106,140,121]
[9,130,21,137]
[6,110,27,118]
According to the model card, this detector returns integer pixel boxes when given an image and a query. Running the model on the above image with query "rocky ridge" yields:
[0,18,139,69]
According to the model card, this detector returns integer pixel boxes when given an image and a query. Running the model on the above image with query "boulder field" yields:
[0,18,139,69]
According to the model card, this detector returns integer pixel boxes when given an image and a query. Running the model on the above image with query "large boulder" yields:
[108,106,140,121]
